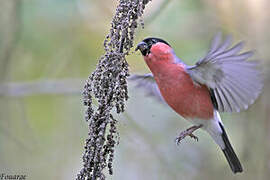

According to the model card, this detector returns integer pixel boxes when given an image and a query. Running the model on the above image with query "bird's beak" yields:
[135,41,149,56]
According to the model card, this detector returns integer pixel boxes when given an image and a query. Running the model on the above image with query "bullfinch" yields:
[131,33,263,173]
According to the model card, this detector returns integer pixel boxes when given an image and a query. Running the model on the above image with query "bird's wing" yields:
[187,33,263,112]
[128,73,166,104]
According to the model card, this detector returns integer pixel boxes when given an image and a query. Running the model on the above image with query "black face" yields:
[135,37,170,56]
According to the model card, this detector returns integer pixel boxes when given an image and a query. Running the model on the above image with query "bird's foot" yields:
[175,125,202,145]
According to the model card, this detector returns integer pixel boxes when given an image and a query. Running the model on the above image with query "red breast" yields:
[144,43,214,120]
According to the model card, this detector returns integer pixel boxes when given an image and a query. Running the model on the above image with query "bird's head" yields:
[135,37,171,56]
[135,37,179,70]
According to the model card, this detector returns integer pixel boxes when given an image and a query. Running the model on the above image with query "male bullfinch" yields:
[131,33,263,173]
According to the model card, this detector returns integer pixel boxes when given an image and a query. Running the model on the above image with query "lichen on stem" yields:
[76,0,151,179]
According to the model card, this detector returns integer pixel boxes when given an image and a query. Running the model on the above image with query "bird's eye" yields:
[151,39,157,45]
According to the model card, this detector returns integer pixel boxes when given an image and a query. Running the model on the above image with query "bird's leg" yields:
[175,124,203,145]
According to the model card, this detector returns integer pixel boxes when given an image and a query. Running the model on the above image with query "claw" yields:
[189,133,199,141]
[175,125,202,145]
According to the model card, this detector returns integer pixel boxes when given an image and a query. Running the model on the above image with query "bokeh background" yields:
[0,0,270,179]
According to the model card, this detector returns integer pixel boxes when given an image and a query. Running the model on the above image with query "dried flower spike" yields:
[76,0,151,179]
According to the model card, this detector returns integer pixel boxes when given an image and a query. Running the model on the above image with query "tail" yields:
[219,122,243,173]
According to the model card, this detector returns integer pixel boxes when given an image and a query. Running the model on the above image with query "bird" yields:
[130,33,263,174]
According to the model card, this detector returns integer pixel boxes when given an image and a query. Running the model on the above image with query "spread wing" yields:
[187,33,263,112]
[128,73,165,104]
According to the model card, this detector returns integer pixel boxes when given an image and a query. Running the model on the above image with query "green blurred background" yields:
[0,0,269,179]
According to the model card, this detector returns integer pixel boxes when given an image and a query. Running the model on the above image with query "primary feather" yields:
[128,73,165,104]
[187,33,263,112]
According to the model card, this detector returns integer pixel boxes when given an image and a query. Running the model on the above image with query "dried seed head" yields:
[76,0,151,179]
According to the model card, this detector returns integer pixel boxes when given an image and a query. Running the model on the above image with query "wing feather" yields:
[210,35,232,58]
[187,33,263,112]
[214,87,224,111]
[128,73,165,104]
